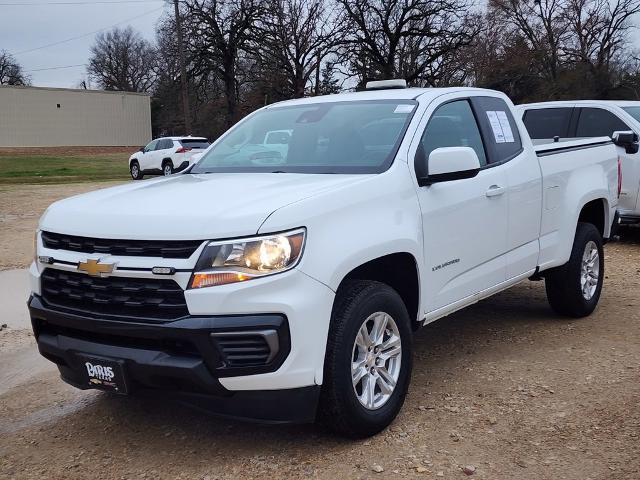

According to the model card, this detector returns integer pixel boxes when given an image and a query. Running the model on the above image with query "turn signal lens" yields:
[191,272,253,288]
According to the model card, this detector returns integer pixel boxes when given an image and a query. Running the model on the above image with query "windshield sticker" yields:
[486,110,515,143]
[496,111,515,142]
[486,111,505,143]
[394,104,415,114]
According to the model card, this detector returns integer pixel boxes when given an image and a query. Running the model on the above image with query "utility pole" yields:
[173,0,191,133]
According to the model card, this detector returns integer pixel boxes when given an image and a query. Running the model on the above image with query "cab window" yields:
[418,100,487,168]
[576,108,629,138]
[522,107,572,139]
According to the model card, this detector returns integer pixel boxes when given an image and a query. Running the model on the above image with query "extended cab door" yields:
[473,96,542,279]
[411,95,508,314]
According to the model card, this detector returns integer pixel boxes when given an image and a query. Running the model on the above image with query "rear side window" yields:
[180,139,210,149]
[418,100,487,169]
[576,108,629,138]
[471,96,523,164]
[523,107,572,139]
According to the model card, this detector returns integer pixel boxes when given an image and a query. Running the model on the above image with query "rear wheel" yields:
[318,280,413,437]
[162,161,174,176]
[545,222,604,317]
[130,160,143,180]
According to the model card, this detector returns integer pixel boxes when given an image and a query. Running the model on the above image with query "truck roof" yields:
[267,87,499,108]
[520,100,640,108]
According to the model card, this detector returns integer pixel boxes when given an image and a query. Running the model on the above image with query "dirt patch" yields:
[0,184,639,479]
[0,182,123,270]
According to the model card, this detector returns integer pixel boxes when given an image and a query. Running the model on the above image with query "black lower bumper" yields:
[28,295,319,423]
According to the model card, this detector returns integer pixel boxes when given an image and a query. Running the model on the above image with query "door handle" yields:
[485,185,505,197]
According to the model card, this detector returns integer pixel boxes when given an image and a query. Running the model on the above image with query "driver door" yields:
[412,96,508,314]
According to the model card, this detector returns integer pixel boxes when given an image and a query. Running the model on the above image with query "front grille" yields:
[42,231,202,259]
[40,268,189,320]
[212,332,276,367]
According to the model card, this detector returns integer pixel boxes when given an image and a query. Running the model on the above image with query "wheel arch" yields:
[578,198,607,238]
[336,252,421,328]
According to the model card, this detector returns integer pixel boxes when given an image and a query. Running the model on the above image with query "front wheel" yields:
[163,161,174,176]
[318,280,413,437]
[130,161,143,180]
[545,222,604,317]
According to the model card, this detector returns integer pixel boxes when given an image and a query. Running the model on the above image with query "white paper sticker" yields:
[394,104,415,114]
[486,111,505,143]
[486,110,515,143]
[496,111,515,142]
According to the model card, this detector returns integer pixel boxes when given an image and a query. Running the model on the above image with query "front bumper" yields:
[28,294,320,423]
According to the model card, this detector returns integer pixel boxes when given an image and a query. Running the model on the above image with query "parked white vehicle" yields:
[31,83,627,437]
[519,101,640,225]
[128,136,210,180]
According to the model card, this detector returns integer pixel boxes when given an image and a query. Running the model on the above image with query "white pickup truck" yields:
[519,100,640,226]
[30,83,627,437]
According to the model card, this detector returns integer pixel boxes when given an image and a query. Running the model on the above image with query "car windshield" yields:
[190,100,417,174]
[622,106,640,123]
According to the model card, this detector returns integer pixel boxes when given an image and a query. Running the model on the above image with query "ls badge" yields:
[77,258,115,277]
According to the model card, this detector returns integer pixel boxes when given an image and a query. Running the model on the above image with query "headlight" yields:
[189,228,305,289]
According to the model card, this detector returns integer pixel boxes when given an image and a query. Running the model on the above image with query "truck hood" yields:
[40,173,370,240]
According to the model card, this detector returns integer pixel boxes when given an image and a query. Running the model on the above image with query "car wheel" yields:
[163,161,174,176]
[318,280,413,438]
[130,161,143,180]
[545,222,604,317]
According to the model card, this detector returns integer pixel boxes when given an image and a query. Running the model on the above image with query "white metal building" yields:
[0,85,151,147]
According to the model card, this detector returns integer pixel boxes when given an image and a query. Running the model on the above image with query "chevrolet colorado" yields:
[30,84,628,437]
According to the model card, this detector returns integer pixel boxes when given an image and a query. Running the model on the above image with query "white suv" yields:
[129,136,210,180]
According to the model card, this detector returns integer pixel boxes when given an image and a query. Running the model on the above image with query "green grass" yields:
[0,154,131,184]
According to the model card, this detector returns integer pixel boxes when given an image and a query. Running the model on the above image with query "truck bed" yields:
[534,136,619,271]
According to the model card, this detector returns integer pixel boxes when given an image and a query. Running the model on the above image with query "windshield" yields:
[191,100,417,174]
[622,106,640,123]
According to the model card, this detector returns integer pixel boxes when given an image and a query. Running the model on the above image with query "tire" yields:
[130,160,143,180]
[162,160,174,176]
[318,280,413,438]
[545,222,604,317]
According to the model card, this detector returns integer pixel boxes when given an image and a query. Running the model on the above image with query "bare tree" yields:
[337,0,480,87]
[489,0,569,85]
[259,0,343,97]
[87,26,158,92]
[565,0,640,95]
[181,0,266,127]
[0,50,30,86]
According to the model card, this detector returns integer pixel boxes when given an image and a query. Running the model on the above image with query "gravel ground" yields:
[0,182,639,479]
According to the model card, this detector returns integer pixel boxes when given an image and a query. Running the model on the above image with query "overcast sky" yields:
[1,0,168,88]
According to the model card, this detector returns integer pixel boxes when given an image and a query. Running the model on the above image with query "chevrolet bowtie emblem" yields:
[77,259,115,277]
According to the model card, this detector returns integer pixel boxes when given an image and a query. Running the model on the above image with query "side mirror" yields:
[418,147,482,186]
[139,146,146,152]
[612,130,639,154]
